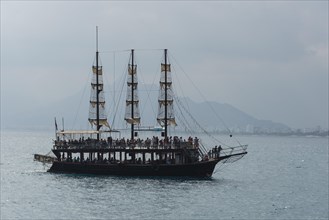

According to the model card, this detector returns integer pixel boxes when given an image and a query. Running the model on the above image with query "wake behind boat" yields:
[34,27,247,177]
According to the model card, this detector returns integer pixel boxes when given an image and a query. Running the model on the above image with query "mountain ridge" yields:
[1,85,291,133]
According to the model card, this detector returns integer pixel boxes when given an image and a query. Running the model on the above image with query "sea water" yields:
[1,130,328,219]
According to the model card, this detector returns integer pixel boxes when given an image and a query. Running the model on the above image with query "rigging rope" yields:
[169,52,243,148]
[136,57,159,126]
[175,96,231,148]
[111,54,130,128]
[71,59,94,130]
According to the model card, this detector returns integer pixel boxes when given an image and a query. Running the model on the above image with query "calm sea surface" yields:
[0,130,328,220]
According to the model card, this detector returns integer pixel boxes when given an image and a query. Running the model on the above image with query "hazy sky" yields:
[1,1,328,129]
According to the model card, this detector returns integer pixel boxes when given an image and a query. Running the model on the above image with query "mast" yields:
[88,27,109,133]
[131,49,134,140]
[157,49,176,133]
[96,26,100,140]
[124,50,140,135]
[164,49,168,137]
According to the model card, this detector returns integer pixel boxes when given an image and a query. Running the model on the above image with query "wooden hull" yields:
[48,160,219,177]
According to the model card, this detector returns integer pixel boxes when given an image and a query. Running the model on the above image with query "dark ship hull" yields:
[48,159,219,177]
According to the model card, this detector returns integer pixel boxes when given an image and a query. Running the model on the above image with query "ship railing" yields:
[204,144,248,159]
[53,138,204,151]
[218,145,248,163]
[221,144,248,156]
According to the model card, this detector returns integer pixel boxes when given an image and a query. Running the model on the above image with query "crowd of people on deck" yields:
[54,135,226,164]
[54,136,200,150]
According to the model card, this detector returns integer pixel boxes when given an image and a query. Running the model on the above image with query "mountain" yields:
[179,97,290,133]
[1,83,290,133]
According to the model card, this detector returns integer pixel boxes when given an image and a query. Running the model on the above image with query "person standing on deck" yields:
[218,145,222,157]
[194,137,199,149]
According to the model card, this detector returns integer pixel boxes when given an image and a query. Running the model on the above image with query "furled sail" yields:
[124,64,141,124]
[157,63,177,126]
[88,66,110,127]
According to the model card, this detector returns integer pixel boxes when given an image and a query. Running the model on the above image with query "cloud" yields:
[1,1,328,129]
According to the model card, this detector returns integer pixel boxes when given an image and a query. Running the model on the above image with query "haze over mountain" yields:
[1,83,290,133]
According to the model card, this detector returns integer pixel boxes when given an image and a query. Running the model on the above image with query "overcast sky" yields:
[1,1,328,129]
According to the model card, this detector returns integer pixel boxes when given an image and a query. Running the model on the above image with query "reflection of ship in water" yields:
[34,27,247,177]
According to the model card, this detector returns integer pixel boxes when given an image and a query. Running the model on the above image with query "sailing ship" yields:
[35,28,247,177]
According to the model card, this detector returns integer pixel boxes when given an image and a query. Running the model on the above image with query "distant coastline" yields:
[1,126,328,137]
[212,130,329,137]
